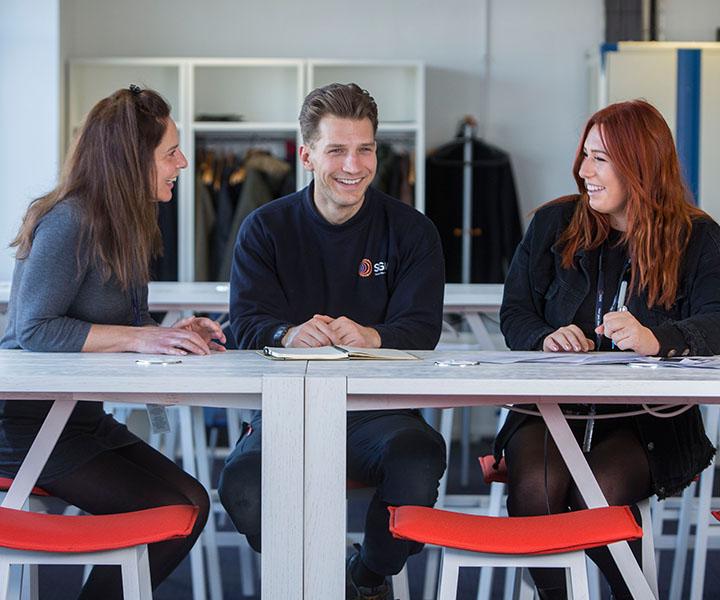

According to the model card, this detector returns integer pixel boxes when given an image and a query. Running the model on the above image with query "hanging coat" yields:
[426,137,522,283]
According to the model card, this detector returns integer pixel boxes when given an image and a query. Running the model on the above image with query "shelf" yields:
[193,64,303,123]
[377,123,419,133]
[308,62,421,123]
[68,62,181,135]
[193,122,299,133]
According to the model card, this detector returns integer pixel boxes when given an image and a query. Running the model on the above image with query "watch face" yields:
[273,325,289,346]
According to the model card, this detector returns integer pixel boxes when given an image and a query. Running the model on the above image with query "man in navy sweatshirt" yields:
[218,83,447,600]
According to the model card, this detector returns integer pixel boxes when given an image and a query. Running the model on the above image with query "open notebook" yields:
[262,346,419,360]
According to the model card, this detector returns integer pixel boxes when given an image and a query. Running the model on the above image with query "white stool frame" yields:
[0,544,152,600]
[437,546,590,600]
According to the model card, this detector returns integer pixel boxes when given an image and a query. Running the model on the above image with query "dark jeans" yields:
[218,409,446,575]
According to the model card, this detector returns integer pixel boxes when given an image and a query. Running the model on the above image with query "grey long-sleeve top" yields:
[1,200,155,351]
[0,199,149,482]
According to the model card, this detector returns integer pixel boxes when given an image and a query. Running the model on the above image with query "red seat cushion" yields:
[712,510,720,522]
[0,477,50,497]
[0,504,198,553]
[478,456,508,485]
[388,505,642,555]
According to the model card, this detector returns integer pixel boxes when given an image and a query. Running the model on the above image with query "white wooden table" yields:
[0,350,308,600]
[303,350,720,599]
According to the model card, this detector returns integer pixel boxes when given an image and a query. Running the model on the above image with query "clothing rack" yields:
[195,132,296,160]
[461,118,475,284]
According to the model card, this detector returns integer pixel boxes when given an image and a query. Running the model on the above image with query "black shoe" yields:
[346,547,392,600]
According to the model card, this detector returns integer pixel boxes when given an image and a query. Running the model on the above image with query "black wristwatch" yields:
[271,324,291,347]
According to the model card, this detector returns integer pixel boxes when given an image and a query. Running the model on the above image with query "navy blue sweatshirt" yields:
[230,183,445,350]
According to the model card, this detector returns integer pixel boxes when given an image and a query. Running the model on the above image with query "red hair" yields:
[554,99,706,309]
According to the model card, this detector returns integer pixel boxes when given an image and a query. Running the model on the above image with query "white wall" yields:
[0,0,61,280]
[487,1,603,215]
[659,0,720,41]
[60,0,603,222]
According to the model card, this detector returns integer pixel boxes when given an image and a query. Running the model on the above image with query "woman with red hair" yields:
[495,99,720,599]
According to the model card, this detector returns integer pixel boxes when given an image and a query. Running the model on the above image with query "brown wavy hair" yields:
[11,87,170,289]
[553,99,706,309]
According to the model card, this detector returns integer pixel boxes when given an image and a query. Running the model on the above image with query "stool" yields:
[388,505,643,600]
[346,481,410,600]
[423,409,508,600]
[475,455,658,600]
[106,402,219,600]
[1,477,52,600]
[0,504,198,600]
[0,477,86,599]
[667,404,720,600]
[475,456,515,600]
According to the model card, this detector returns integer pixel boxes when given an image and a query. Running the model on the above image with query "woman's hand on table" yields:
[171,316,227,352]
[543,325,595,352]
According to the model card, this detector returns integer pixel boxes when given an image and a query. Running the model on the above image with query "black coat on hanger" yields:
[425,137,522,283]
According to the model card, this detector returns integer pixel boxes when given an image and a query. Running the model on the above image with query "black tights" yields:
[504,417,652,600]
[41,442,210,600]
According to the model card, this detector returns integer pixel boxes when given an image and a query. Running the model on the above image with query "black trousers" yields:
[41,441,210,600]
[218,409,447,575]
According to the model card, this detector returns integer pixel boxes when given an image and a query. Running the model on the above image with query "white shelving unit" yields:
[187,59,305,283]
[67,58,425,280]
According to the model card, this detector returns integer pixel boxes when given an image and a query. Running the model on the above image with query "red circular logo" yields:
[358,258,373,277]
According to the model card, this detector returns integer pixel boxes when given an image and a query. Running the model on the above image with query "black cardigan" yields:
[494,196,720,498]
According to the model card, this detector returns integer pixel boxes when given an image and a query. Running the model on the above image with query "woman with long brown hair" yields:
[495,99,720,599]
[0,86,221,598]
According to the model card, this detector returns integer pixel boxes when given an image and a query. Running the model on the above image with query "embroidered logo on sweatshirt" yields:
[358,259,373,277]
[358,258,388,277]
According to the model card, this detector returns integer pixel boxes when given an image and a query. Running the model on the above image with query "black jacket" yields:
[495,196,720,498]
[425,138,522,283]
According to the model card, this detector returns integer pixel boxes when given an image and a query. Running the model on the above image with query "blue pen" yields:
[611,280,628,349]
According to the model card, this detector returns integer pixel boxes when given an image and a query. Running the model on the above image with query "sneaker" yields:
[345,547,392,600]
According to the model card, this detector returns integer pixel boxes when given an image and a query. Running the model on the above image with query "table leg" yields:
[178,407,207,600]
[2,397,77,510]
[464,312,494,350]
[303,376,346,599]
[262,375,305,599]
[537,402,656,600]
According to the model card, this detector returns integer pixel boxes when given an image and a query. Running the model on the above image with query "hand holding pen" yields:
[610,280,628,349]
[594,286,660,355]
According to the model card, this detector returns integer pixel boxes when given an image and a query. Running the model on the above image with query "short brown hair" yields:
[299,83,378,144]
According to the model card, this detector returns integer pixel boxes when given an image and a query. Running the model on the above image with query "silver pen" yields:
[611,280,629,350]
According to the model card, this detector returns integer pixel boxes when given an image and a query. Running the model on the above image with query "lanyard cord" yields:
[594,245,632,351]
[594,246,606,351]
